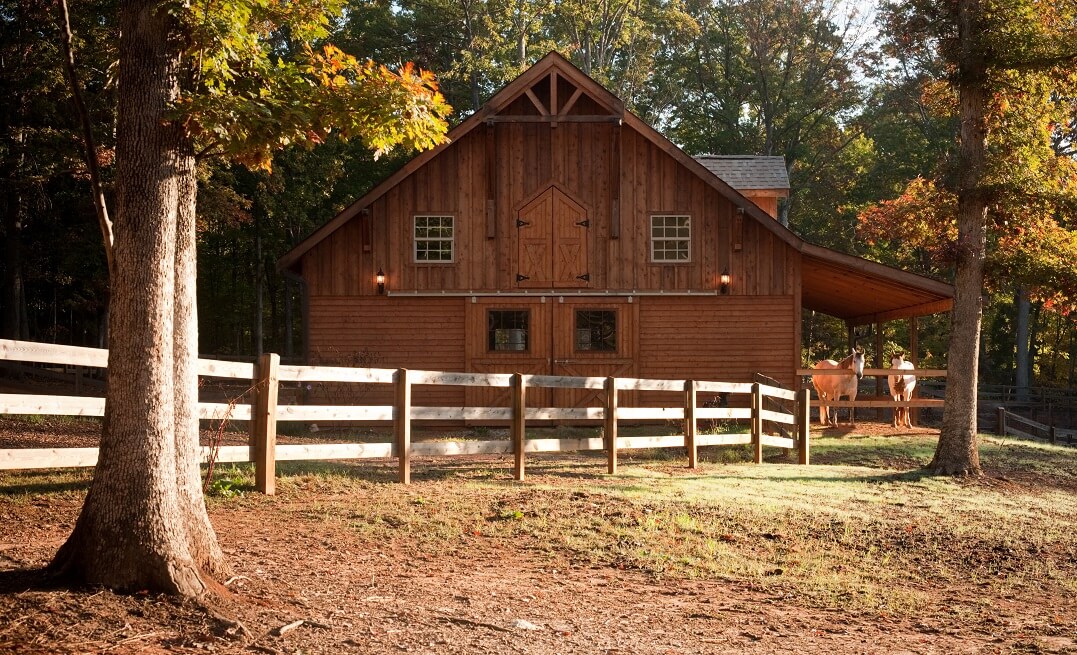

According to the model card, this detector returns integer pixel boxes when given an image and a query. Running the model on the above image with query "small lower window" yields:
[575,310,616,352]
[488,310,529,351]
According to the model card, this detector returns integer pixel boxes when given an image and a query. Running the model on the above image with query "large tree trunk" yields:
[931,0,985,476]
[175,149,228,579]
[49,0,225,596]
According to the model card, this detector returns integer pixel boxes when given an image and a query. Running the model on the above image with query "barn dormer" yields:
[694,155,790,219]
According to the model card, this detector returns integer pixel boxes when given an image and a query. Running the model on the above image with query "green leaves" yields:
[175,0,451,170]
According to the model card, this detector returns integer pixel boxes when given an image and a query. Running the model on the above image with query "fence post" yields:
[684,380,697,469]
[512,373,526,481]
[1048,405,1056,445]
[605,376,618,475]
[250,352,280,496]
[395,368,411,484]
[997,406,1007,437]
[751,382,763,464]
[797,387,811,465]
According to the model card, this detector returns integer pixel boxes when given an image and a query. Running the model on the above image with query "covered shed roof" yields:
[801,244,952,326]
[694,155,790,193]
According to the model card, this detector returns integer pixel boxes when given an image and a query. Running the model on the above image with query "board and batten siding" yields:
[300,124,799,299]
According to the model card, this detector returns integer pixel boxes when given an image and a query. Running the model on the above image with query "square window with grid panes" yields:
[488,310,529,352]
[575,310,616,352]
[414,215,454,262]
[650,215,691,262]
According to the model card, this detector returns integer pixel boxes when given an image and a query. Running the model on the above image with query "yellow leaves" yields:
[920,79,956,118]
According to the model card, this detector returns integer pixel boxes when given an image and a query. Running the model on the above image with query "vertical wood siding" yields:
[301,124,797,299]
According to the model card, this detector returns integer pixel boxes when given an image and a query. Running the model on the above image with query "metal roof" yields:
[694,155,790,191]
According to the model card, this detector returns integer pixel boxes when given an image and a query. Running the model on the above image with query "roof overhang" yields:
[801,244,953,326]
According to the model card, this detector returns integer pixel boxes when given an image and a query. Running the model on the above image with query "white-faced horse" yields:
[811,351,865,427]
[888,352,917,428]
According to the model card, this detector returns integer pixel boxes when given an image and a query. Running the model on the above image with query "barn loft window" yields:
[575,310,616,351]
[488,310,529,351]
[650,215,691,262]
[414,215,454,262]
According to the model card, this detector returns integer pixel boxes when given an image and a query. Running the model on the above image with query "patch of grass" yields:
[4,428,1074,618]
[0,468,93,498]
[256,432,1077,615]
[205,464,254,498]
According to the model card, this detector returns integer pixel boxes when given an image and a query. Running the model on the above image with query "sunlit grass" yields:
[2,429,1075,615]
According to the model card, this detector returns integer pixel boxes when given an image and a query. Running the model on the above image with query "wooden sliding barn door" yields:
[465,298,550,412]
[516,186,590,288]
[551,299,636,409]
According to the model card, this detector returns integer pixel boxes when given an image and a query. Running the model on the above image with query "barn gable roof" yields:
[278,52,952,325]
[694,155,790,193]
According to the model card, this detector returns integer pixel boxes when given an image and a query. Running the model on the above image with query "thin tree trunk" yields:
[1027,302,1041,391]
[58,0,115,276]
[931,0,985,476]
[1,187,27,339]
[50,0,220,596]
[283,277,294,358]
[254,218,264,358]
[1015,286,1030,401]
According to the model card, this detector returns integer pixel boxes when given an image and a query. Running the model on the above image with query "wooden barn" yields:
[278,52,953,409]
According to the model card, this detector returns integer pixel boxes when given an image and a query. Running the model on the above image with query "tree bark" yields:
[175,149,228,579]
[49,0,225,596]
[931,0,985,476]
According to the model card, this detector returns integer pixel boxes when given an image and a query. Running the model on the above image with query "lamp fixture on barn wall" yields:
[720,268,731,294]
[376,268,386,295]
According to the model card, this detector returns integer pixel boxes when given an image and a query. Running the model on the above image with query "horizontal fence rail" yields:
[997,406,1076,446]
[1,339,812,493]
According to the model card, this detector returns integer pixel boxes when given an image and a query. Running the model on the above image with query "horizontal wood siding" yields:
[637,296,796,397]
[307,297,465,406]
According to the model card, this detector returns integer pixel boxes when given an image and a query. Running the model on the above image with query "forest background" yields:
[2,0,1075,392]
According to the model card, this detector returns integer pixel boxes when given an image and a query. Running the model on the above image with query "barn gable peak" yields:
[483,52,624,124]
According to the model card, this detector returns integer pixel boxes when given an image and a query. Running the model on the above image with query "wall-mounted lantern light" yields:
[720,268,731,295]
[376,268,386,295]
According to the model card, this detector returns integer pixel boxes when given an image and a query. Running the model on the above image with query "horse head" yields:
[891,351,906,368]
[851,350,865,379]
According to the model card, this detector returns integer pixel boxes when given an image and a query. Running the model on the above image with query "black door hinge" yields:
[576,273,590,282]
[575,219,590,227]
[516,219,530,228]
[516,274,530,282]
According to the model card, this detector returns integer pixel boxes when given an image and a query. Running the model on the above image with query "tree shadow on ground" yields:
[0,476,90,496]
[0,567,57,595]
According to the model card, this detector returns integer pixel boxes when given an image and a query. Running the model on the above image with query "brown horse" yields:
[888,352,917,428]
[811,351,865,427]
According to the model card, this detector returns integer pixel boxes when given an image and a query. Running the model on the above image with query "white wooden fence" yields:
[0,339,811,494]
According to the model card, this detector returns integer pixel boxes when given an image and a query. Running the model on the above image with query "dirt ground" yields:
[1,418,1075,654]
